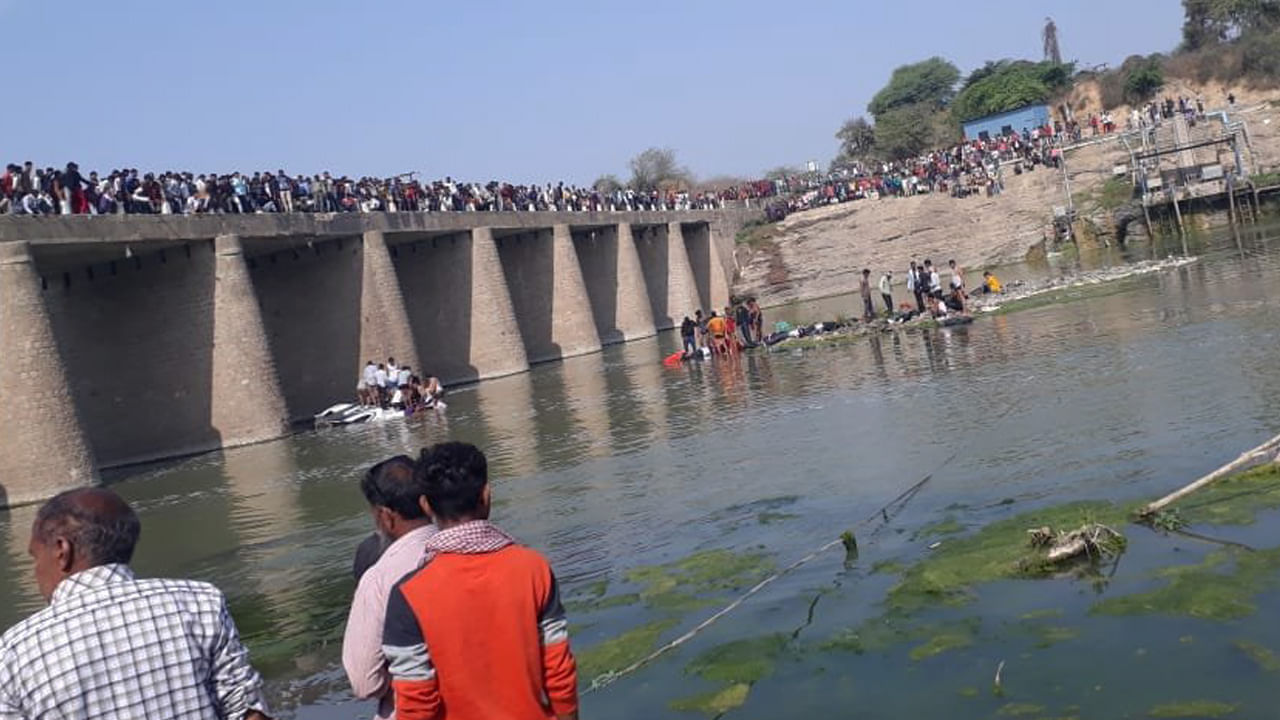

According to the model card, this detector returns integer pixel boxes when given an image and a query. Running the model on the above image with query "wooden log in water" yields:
[1142,432,1280,516]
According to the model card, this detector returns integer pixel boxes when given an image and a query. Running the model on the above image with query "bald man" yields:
[0,488,271,720]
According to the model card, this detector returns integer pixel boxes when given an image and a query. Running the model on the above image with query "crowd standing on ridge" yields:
[0,442,579,720]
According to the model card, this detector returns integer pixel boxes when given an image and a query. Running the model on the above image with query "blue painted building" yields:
[961,104,1051,141]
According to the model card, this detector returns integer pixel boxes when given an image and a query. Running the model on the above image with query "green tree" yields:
[628,147,692,191]
[1182,0,1280,49]
[872,104,938,160]
[593,174,624,193]
[835,116,877,160]
[951,60,1075,122]
[763,166,802,181]
[867,57,961,119]
[1124,60,1165,102]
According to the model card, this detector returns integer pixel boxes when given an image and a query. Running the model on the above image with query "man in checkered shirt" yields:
[0,488,271,720]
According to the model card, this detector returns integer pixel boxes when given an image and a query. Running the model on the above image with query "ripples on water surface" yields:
[4,226,1280,718]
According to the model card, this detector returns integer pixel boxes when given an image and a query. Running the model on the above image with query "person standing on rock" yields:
[925,259,942,300]
[907,261,922,313]
[748,299,763,343]
[879,271,894,314]
[860,269,875,321]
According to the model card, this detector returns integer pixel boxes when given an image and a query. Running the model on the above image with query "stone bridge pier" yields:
[0,207,757,507]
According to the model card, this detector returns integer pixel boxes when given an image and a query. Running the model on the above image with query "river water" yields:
[3,224,1280,718]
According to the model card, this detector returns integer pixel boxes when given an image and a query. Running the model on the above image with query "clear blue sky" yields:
[5,0,1183,184]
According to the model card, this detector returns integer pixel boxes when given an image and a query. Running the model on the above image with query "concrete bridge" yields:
[0,208,758,508]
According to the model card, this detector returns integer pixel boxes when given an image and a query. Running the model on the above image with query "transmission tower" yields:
[1043,17,1062,64]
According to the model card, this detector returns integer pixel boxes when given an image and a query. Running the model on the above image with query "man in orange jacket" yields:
[382,442,578,720]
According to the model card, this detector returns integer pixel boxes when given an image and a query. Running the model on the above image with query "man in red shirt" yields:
[382,443,578,720]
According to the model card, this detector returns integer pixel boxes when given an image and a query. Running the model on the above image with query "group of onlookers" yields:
[679,298,765,357]
[357,357,443,413]
[1,442,580,720]
[0,161,756,218]
[772,126,1070,217]
[860,258,1002,321]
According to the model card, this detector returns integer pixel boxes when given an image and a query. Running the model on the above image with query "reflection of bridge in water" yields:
[0,209,755,507]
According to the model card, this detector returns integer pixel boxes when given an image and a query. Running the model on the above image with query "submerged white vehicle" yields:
[313,399,447,429]
[313,403,402,428]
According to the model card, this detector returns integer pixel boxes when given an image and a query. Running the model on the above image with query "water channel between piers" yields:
[3,224,1280,718]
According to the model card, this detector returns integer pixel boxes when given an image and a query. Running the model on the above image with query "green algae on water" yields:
[822,617,979,659]
[914,515,965,540]
[576,618,678,681]
[685,634,788,684]
[565,592,641,613]
[1019,608,1064,620]
[757,511,798,525]
[870,559,906,575]
[1030,625,1078,648]
[625,548,775,610]
[1147,700,1237,718]
[886,501,1130,615]
[1168,463,1280,526]
[957,686,980,698]
[1234,639,1280,672]
[1092,547,1280,621]
[996,702,1046,716]
[669,683,751,716]
[908,626,976,661]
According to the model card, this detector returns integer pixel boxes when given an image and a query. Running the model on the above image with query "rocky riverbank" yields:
[732,81,1280,309]
[759,255,1199,352]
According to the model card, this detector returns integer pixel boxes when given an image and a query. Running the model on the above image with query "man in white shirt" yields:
[360,361,378,406]
[925,259,942,299]
[342,456,436,720]
[373,364,389,407]
[0,489,269,720]
[879,271,894,314]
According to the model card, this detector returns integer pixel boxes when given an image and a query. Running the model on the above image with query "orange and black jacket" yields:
[382,545,578,720]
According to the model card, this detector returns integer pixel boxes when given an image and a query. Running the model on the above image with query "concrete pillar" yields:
[360,230,420,373]
[211,234,291,446]
[666,222,702,321]
[708,226,732,309]
[0,241,97,507]
[469,227,529,379]
[550,224,602,359]
[615,223,657,341]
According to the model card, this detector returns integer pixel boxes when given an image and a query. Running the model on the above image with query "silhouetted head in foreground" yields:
[415,442,491,529]
[29,488,141,602]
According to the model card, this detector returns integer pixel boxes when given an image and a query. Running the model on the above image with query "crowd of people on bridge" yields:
[0,443,580,720]
[0,161,763,218]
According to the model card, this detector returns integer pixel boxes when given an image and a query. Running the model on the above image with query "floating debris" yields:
[972,256,1200,315]
[1025,523,1126,568]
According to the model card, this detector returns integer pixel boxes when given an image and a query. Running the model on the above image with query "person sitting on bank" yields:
[343,456,437,720]
[981,270,1003,294]
[382,443,579,720]
[0,488,270,720]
